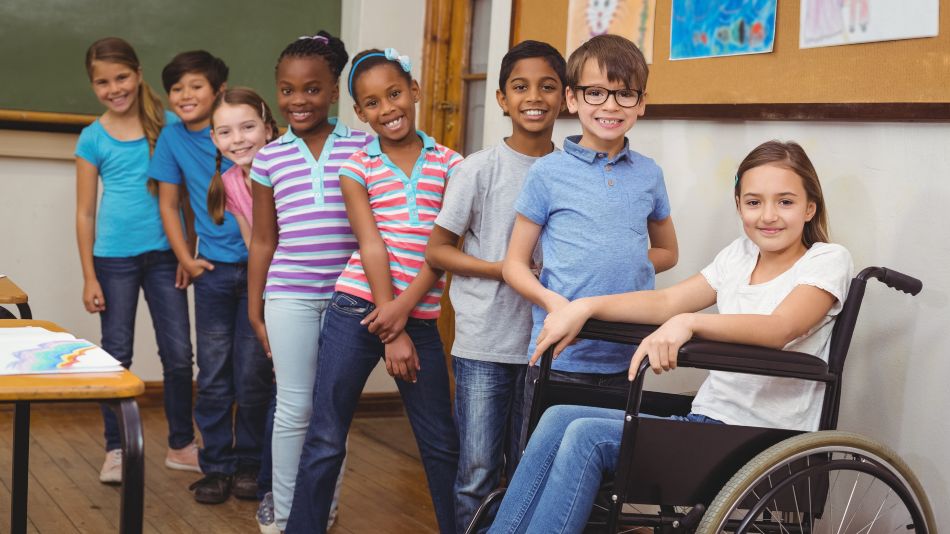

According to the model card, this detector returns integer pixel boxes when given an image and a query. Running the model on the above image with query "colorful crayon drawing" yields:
[567,0,656,63]
[0,327,123,375]
[800,0,938,49]
[670,0,777,60]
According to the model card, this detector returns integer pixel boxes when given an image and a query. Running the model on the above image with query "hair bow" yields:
[384,48,412,73]
[298,34,329,44]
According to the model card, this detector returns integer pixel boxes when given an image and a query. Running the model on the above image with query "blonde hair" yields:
[207,88,279,225]
[735,140,830,248]
[85,37,166,195]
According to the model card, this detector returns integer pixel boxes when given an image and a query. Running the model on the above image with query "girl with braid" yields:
[247,31,371,533]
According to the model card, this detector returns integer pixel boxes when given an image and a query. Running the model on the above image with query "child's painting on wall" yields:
[800,0,939,49]
[669,0,777,61]
[566,0,656,63]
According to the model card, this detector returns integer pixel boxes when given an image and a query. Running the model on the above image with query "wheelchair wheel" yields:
[696,431,934,534]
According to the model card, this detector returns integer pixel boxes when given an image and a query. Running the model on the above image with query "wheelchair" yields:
[466,266,935,533]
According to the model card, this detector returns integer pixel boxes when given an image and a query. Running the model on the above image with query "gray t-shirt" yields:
[435,141,547,364]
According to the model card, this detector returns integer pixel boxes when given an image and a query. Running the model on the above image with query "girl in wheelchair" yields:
[487,140,853,533]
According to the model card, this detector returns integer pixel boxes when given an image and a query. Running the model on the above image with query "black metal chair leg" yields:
[110,398,144,534]
[11,401,31,534]
[16,303,32,320]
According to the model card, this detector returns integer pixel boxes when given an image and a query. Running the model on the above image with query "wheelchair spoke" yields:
[835,473,860,534]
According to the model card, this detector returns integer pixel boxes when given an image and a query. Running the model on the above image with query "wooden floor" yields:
[0,404,438,533]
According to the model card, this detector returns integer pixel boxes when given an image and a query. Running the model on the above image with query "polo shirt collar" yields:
[563,135,631,165]
[277,117,350,145]
[365,130,436,157]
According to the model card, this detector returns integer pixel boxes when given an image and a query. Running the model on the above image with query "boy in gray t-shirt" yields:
[425,41,567,533]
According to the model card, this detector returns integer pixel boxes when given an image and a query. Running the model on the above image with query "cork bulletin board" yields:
[511,0,950,120]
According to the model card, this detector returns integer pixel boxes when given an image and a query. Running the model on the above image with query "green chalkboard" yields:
[0,0,341,122]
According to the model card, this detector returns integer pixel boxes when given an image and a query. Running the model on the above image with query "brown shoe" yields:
[165,441,202,473]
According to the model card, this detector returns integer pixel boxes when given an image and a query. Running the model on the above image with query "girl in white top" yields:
[488,140,853,533]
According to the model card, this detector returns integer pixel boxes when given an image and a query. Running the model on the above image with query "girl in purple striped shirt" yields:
[247,31,371,534]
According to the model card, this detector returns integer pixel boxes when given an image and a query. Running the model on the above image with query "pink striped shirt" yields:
[336,131,463,319]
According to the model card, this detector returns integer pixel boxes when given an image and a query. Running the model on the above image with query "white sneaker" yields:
[165,441,202,473]
[99,449,122,484]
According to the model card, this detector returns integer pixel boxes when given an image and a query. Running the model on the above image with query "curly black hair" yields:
[276,30,349,78]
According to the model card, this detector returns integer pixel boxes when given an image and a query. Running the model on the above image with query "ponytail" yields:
[139,81,165,195]
[207,150,227,225]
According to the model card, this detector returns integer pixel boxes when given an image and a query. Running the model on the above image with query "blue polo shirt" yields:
[516,135,671,373]
[148,121,245,262]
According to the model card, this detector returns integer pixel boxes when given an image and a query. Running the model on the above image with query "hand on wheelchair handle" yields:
[531,299,590,365]
[628,314,693,379]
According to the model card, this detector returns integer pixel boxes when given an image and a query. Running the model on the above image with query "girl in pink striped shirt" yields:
[208,88,278,247]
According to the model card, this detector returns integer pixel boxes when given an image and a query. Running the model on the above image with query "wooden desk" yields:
[0,319,145,534]
[0,277,31,319]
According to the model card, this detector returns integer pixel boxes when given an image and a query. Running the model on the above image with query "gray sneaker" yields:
[256,492,279,534]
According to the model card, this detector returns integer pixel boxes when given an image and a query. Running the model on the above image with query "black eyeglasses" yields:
[573,86,643,108]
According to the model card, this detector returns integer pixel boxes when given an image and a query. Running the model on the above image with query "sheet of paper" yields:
[670,0,777,60]
[0,327,123,375]
[800,0,939,49]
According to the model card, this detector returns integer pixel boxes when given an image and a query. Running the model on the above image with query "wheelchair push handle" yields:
[858,266,922,296]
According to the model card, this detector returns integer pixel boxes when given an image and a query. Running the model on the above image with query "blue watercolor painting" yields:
[670,0,777,60]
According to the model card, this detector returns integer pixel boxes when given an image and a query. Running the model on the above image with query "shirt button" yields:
[597,153,606,158]
[605,164,613,172]
[608,179,615,187]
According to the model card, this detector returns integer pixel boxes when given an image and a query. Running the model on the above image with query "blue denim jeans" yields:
[454,357,526,533]
[93,250,194,451]
[192,260,273,475]
[286,292,459,534]
[489,405,723,533]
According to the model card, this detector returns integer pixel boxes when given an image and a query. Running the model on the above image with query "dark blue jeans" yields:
[286,292,459,534]
[192,260,273,475]
[94,250,194,451]
[453,357,526,534]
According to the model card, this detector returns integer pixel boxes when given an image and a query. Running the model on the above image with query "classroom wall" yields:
[0,0,426,395]
[482,0,950,522]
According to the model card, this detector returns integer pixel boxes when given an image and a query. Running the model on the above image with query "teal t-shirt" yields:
[147,121,244,262]
[74,111,179,257]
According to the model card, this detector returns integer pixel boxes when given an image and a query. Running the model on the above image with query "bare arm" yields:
[75,158,104,313]
[158,182,213,277]
[502,214,566,312]
[425,224,503,281]
[234,213,252,250]
[647,215,678,274]
[247,181,277,357]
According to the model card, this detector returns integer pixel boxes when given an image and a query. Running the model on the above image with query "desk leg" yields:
[109,399,144,534]
[11,401,30,534]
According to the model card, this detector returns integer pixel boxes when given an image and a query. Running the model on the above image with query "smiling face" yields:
[90,60,141,116]
[167,72,218,130]
[565,58,644,155]
[210,103,273,169]
[737,163,817,256]
[276,56,338,138]
[497,57,564,138]
[352,63,419,144]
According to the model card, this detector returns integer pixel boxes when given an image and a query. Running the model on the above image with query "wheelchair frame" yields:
[467,267,934,533]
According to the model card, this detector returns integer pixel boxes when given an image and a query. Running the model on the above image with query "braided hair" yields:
[276,30,349,79]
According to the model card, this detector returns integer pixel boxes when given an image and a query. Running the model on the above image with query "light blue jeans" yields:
[489,405,723,533]
[265,298,343,530]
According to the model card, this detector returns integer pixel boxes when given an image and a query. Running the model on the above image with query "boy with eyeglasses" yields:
[503,34,679,449]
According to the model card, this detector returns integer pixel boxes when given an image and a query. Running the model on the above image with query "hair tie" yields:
[347,47,413,96]
[298,34,329,44]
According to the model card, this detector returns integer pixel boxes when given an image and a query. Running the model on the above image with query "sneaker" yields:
[232,464,260,500]
[256,492,279,534]
[165,441,202,473]
[99,449,122,485]
[188,473,231,504]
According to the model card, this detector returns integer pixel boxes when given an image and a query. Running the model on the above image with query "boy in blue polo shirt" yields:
[503,34,679,447]
[149,50,272,505]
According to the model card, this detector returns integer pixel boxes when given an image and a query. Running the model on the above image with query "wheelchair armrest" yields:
[577,319,834,383]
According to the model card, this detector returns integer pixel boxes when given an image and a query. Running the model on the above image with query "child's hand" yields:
[250,317,272,358]
[530,299,592,365]
[175,263,192,289]
[541,290,570,314]
[362,300,409,343]
[628,314,694,379]
[185,258,215,279]
[82,279,106,313]
[384,332,420,383]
